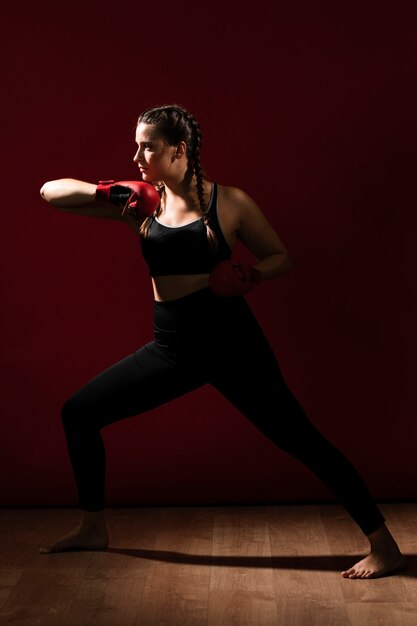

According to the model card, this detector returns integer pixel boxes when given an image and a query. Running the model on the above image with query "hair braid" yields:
[186,112,218,253]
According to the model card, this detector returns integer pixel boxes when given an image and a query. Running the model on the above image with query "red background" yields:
[2,1,416,508]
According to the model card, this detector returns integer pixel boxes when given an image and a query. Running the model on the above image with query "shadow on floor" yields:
[103,548,416,578]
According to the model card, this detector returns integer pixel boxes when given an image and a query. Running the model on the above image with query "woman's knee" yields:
[60,394,95,431]
[61,396,78,427]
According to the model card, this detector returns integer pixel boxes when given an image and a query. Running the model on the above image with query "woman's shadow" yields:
[106,548,417,578]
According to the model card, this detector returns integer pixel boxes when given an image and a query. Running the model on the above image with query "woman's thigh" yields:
[208,321,286,414]
[62,341,209,430]
[206,303,312,442]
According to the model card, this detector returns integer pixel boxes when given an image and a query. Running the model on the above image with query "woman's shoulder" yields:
[217,183,256,205]
[213,183,263,237]
[217,183,262,218]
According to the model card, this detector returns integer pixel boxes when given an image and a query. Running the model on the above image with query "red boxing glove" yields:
[209,260,262,297]
[95,180,160,220]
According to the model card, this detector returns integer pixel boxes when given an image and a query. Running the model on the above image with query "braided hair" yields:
[136,104,219,252]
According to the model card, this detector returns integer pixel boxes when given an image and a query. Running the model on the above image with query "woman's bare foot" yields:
[341,522,407,579]
[39,510,109,554]
[341,551,406,579]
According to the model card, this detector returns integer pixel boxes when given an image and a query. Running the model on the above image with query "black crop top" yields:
[140,182,232,277]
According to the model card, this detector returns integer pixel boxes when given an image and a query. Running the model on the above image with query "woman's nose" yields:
[133,147,143,163]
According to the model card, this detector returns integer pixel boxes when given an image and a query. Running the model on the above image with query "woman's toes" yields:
[341,568,354,577]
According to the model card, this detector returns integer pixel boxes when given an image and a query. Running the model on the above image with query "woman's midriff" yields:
[152,274,211,302]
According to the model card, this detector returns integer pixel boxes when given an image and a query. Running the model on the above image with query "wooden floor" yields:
[0,503,416,625]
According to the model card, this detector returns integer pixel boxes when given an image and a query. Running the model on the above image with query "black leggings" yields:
[61,286,385,535]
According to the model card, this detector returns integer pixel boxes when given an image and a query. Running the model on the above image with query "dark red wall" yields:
[2,1,416,508]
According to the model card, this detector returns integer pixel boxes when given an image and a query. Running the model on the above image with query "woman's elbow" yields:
[40,180,63,206]
[40,181,55,203]
[279,251,293,270]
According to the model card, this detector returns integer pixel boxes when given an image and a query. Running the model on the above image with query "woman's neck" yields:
[160,176,204,212]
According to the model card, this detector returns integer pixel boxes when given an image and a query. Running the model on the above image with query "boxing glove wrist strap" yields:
[95,181,131,207]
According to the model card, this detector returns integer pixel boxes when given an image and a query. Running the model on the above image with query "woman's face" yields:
[133,122,177,182]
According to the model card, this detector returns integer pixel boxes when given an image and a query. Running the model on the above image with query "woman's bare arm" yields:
[229,186,293,280]
[40,178,125,222]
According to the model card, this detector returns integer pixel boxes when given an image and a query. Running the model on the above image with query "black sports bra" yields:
[140,182,232,277]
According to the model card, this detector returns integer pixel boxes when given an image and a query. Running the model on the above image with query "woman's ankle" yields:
[366,523,400,551]
[80,509,106,531]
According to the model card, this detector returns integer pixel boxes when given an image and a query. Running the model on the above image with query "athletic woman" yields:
[39,104,406,579]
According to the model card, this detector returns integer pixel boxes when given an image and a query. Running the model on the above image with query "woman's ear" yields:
[175,141,187,158]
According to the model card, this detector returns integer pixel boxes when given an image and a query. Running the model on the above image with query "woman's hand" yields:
[209,260,261,297]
